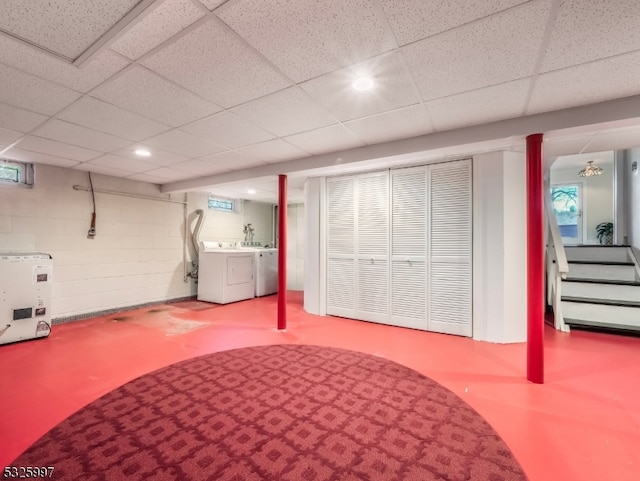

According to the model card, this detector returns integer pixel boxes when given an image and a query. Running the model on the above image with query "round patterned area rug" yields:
[14,344,528,480]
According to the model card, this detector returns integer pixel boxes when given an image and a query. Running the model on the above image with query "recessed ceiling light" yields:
[352,77,374,91]
[247,188,256,195]
[134,148,151,157]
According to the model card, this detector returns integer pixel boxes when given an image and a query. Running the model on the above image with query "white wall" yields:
[244,200,275,247]
[190,195,274,249]
[625,148,640,259]
[0,165,276,321]
[473,151,527,343]
[550,163,614,244]
[286,203,305,290]
[0,164,192,320]
[304,178,323,314]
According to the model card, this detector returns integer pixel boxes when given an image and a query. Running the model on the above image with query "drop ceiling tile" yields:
[33,119,132,152]
[73,162,133,178]
[112,144,190,167]
[232,87,336,137]
[217,0,396,82]
[379,0,529,46]
[57,97,170,141]
[172,158,231,175]
[0,34,130,92]
[198,150,266,170]
[235,139,310,164]
[344,104,433,145]
[427,79,530,131]
[285,124,364,155]
[0,127,23,147]
[125,172,168,184]
[111,0,206,60]
[17,136,102,162]
[300,52,420,122]
[180,111,274,149]
[528,51,640,116]
[2,148,79,168]
[543,135,597,158]
[0,63,81,115]
[198,0,226,10]
[587,126,640,153]
[143,129,225,158]
[128,167,194,182]
[87,154,158,173]
[542,0,640,72]
[142,19,292,108]
[401,0,550,101]
[0,102,48,133]
[0,0,138,59]
[91,65,221,127]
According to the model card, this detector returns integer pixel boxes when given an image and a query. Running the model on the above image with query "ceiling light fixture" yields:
[352,77,374,91]
[134,148,151,157]
[247,188,256,195]
[578,160,603,177]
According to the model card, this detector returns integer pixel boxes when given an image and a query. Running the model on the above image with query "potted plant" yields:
[595,222,614,245]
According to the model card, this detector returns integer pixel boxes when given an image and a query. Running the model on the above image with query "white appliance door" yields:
[258,251,278,296]
[227,255,254,285]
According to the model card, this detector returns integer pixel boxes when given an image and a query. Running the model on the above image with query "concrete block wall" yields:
[0,164,275,320]
[0,164,192,319]
[189,194,274,249]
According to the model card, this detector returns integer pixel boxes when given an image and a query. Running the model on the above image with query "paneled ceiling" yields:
[1,0,640,203]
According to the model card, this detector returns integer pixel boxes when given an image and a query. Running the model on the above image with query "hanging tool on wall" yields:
[87,172,97,238]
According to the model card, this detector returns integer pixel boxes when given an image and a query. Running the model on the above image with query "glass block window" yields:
[0,163,19,182]
[208,196,235,212]
[0,159,32,186]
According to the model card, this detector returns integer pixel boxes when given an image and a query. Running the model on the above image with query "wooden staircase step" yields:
[567,260,634,266]
[561,296,640,308]
[564,278,640,286]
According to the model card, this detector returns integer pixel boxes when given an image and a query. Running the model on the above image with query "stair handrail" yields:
[545,191,570,331]
[545,194,569,278]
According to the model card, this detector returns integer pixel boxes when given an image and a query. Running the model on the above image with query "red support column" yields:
[277,175,287,330]
[526,133,544,384]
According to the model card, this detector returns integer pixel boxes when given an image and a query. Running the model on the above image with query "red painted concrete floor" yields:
[1,292,639,481]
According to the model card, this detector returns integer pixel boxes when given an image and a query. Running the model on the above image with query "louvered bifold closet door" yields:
[326,176,356,318]
[390,166,428,330]
[428,159,472,336]
[355,172,389,323]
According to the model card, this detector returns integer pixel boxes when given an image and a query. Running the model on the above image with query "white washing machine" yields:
[198,243,255,304]
[235,242,278,297]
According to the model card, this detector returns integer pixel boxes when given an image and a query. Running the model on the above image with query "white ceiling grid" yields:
[0,0,637,201]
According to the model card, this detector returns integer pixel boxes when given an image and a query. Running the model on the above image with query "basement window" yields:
[0,159,33,187]
[208,196,235,212]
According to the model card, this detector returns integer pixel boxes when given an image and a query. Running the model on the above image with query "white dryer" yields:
[198,243,255,304]
[235,242,278,297]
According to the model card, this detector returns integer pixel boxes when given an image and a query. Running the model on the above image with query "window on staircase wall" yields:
[0,159,33,187]
[551,183,583,245]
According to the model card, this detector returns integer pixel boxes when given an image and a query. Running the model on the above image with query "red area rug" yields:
[13,345,528,480]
